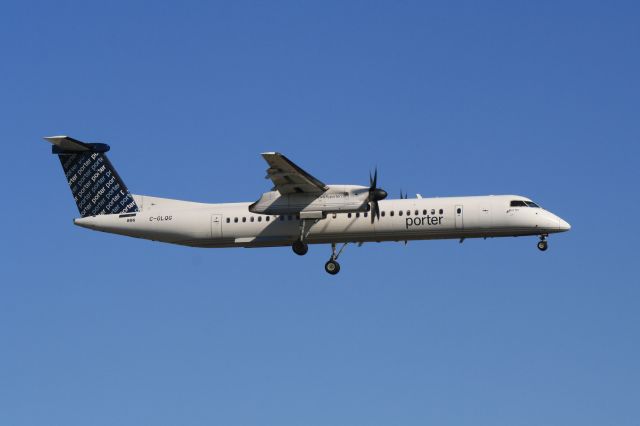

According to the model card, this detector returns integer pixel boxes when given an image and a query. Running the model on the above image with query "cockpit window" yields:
[510,200,541,208]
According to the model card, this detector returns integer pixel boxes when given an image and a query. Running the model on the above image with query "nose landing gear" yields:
[537,235,548,251]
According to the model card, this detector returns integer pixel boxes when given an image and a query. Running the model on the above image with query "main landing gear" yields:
[291,218,318,256]
[325,242,348,275]
[537,235,548,251]
[291,239,348,275]
[292,239,308,256]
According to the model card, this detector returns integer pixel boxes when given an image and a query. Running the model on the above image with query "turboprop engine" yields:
[249,184,368,216]
[249,170,388,223]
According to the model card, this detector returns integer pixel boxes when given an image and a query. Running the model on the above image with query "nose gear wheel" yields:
[537,235,548,251]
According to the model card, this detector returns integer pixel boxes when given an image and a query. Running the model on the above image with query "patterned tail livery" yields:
[45,136,138,217]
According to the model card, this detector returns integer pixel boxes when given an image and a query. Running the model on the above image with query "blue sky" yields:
[1,1,639,425]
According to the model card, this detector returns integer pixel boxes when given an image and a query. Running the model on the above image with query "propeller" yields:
[368,168,388,223]
[399,189,407,244]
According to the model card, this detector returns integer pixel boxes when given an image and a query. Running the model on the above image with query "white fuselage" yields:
[74,194,571,248]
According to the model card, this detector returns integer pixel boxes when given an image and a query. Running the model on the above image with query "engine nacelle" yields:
[249,185,370,215]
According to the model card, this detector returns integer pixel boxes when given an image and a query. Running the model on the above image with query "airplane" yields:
[45,135,571,275]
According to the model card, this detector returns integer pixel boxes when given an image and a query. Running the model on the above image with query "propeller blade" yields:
[370,199,380,223]
[367,168,386,223]
[372,168,377,190]
[370,201,375,223]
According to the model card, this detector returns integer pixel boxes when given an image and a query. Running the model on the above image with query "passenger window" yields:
[234,217,238,223]
[439,209,443,214]
[423,209,427,215]
[431,209,435,215]
[226,218,230,223]
[288,215,293,221]
[415,210,419,216]
[364,212,368,218]
[406,210,410,216]
[250,217,254,222]
[258,216,262,222]
[242,217,246,223]
[348,213,352,218]
[356,212,360,218]
[332,213,337,219]
[457,208,461,214]
[279,215,284,221]
[390,211,394,217]
[399,211,403,216]
[266,216,270,222]
[381,211,385,217]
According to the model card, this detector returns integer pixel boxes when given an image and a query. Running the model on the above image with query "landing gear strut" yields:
[537,235,548,251]
[325,242,348,275]
[291,218,318,256]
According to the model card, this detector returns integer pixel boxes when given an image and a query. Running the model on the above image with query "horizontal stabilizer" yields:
[44,135,110,154]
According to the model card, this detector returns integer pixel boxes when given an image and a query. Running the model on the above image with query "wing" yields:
[261,152,328,195]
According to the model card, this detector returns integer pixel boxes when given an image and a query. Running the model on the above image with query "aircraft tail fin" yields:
[45,136,139,217]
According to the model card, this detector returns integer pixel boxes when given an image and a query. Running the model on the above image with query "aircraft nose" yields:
[558,217,571,232]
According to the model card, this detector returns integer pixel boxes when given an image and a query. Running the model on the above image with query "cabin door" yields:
[455,205,464,229]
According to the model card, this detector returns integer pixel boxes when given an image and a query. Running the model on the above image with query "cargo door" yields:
[211,214,223,239]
